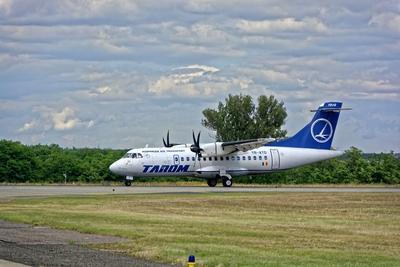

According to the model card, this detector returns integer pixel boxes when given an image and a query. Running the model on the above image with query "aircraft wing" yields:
[221,138,275,153]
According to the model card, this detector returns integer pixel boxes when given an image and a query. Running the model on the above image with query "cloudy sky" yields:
[0,0,399,152]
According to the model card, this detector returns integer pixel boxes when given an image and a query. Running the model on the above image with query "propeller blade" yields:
[163,137,167,147]
[190,130,203,157]
[167,130,170,146]
[192,131,196,145]
[197,131,201,147]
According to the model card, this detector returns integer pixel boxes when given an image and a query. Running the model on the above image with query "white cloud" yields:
[51,107,80,130]
[369,13,400,33]
[18,120,37,132]
[25,106,81,131]
[245,68,293,83]
[0,0,12,16]
[174,64,219,73]
[1,1,400,152]
[236,17,327,34]
[87,120,95,128]
[149,65,222,96]
[17,106,81,133]
[90,85,113,95]
[182,1,215,13]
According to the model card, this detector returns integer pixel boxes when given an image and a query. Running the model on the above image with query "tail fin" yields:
[270,102,344,150]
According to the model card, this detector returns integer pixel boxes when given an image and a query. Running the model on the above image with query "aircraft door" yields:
[270,149,280,170]
[173,154,180,165]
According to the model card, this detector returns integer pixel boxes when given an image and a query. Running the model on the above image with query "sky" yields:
[0,0,399,152]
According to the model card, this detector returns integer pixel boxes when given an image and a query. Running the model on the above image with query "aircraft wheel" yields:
[124,180,132,186]
[207,178,217,187]
[222,176,232,187]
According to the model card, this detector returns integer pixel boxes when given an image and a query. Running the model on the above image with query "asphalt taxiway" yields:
[1,185,399,199]
[0,220,171,267]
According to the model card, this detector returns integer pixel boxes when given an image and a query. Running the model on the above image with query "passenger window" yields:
[226,156,229,160]
[242,156,246,160]
[181,157,184,162]
[237,156,240,160]
[232,156,235,160]
[203,157,206,161]
[259,156,262,160]
[253,156,257,160]
[209,157,212,161]
[132,153,137,158]
[248,156,251,160]
[192,157,195,161]
[186,157,190,161]
[138,153,143,158]
[214,157,218,161]
[264,156,268,160]
[220,157,224,161]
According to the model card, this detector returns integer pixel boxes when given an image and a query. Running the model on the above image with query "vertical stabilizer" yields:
[269,102,343,150]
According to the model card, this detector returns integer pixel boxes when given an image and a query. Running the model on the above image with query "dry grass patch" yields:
[0,192,399,266]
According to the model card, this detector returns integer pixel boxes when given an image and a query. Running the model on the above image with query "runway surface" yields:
[1,185,399,199]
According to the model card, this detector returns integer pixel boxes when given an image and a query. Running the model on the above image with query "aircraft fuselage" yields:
[110,145,342,178]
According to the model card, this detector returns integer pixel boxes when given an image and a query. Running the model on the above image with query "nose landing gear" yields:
[124,176,133,186]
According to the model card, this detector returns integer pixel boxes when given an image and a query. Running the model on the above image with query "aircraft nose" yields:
[109,161,119,174]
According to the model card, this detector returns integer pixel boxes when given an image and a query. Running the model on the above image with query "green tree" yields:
[202,94,287,141]
[344,147,373,183]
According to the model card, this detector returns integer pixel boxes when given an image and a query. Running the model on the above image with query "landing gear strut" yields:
[207,178,217,187]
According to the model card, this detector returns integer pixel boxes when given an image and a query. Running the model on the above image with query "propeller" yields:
[190,131,204,157]
[162,130,173,148]
[163,130,182,147]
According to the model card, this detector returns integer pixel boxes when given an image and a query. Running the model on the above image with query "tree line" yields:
[1,139,399,184]
[0,140,124,183]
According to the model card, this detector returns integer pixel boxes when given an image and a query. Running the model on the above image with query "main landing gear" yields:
[222,176,232,187]
[207,178,217,187]
[207,175,233,187]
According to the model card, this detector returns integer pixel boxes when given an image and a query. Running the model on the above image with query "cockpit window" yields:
[123,152,143,159]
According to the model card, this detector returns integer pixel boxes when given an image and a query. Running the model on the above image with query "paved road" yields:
[1,185,399,199]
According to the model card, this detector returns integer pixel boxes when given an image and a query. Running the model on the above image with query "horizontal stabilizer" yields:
[310,107,352,112]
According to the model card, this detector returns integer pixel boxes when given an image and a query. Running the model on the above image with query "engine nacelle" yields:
[200,142,236,157]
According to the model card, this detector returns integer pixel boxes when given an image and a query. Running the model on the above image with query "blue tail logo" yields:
[268,101,346,150]
[311,118,333,143]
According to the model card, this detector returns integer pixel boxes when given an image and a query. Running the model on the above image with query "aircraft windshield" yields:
[123,153,143,159]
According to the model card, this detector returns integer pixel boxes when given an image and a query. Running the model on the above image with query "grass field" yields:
[1,192,399,266]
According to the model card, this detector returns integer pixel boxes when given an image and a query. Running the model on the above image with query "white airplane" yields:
[109,101,349,187]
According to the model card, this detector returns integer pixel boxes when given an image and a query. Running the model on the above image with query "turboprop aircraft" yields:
[109,101,349,187]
